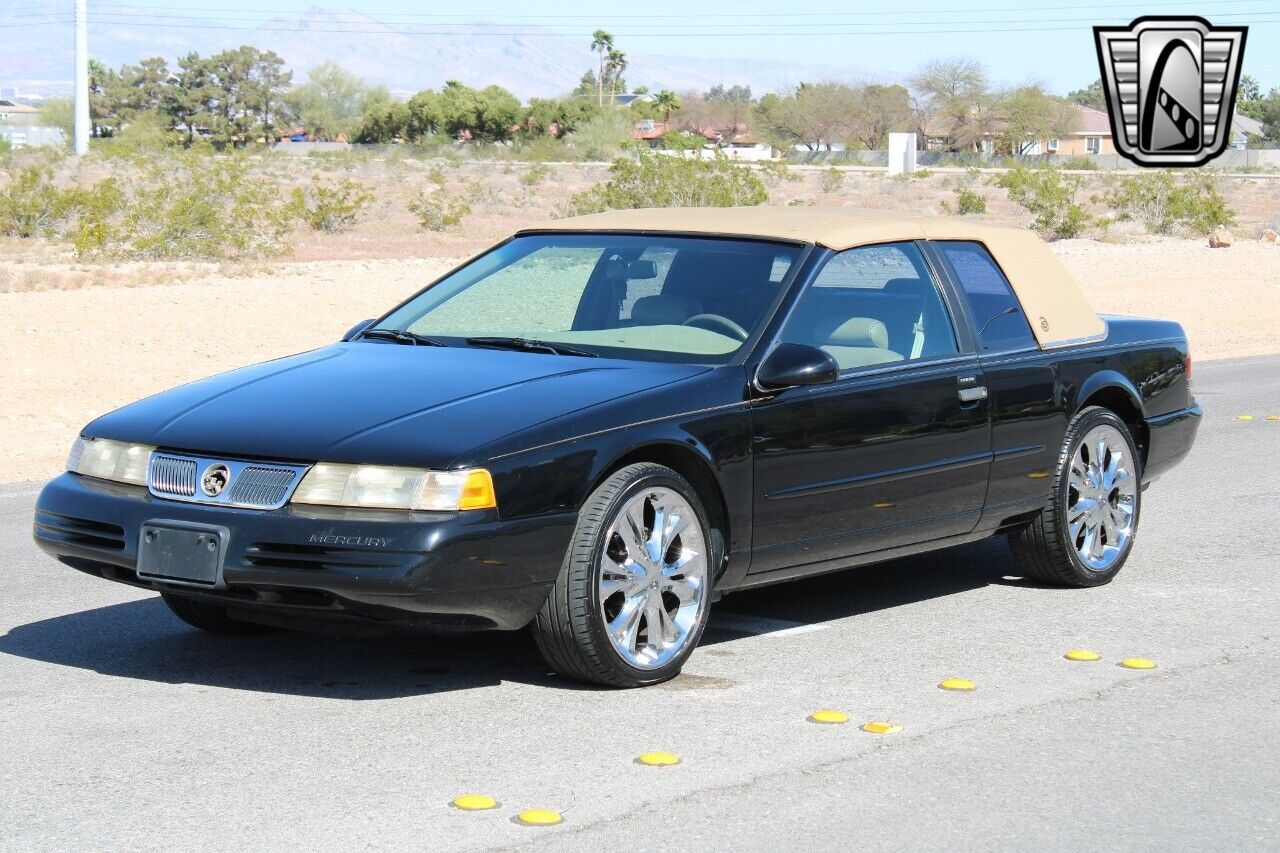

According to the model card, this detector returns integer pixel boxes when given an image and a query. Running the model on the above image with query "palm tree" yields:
[654,89,681,126]
[590,30,614,108]
[605,49,627,107]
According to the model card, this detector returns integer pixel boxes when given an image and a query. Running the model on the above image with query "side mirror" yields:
[755,343,840,391]
[342,319,375,342]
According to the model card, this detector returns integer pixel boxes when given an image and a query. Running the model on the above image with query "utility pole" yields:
[74,0,89,155]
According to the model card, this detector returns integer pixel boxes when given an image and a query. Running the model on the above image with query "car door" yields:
[926,240,1065,523]
[748,241,992,577]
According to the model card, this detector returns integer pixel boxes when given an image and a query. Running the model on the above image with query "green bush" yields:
[0,164,72,238]
[757,159,800,185]
[1058,155,1098,170]
[291,177,373,232]
[408,189,470,230]
[560,151,768,216]
[818,167,845,193]
[953,187,987,215]
[521,162,550,186]
[564,112,633,161]
[993,165,1090,239]
[1100,171,1235,235]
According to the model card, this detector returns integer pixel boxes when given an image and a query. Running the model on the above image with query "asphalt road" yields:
[1,356,1277,852]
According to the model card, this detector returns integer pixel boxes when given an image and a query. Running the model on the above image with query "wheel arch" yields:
[591,440,731,575]
[1074,372,1149,466]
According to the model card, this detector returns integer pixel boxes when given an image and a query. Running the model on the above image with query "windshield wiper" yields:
[358,328,446,347]
[465,337,598,358]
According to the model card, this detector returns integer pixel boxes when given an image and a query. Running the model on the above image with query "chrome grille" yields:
[147,453,307,509]
[227,466,298,508]
[149,455,197,497]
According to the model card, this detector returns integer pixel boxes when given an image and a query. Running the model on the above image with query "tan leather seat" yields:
[818,317,903,370]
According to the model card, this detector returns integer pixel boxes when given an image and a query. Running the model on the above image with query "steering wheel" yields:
[682,313,749,342]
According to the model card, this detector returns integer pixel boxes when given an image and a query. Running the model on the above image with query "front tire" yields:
[161,593,274,634]
[1009,406,1141,587]
[533,463,717,687]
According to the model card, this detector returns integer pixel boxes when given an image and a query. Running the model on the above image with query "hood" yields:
[87,342,710,468]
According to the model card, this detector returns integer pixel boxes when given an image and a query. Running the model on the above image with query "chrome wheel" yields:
[1067,424,1137,571]
[599,486,708,670]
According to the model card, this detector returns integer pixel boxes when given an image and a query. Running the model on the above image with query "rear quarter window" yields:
[934,241,1037,352]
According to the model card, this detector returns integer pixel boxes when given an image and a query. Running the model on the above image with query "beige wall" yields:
[1047,134,1114,156]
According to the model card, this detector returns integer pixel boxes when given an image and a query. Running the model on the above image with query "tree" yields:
[286,61,389,140]
[997,85,1076,154]
[522,97,600,137]
[1067,79,1106,111]
[590,30,614,108]
[853,83,912,149]
[653,89,681,125]
[39,98,74,142]
[706,84,752,103]
[354,99,410,142]
[910,57,994,152]
[605,49,627,105]
[167,52,216,144]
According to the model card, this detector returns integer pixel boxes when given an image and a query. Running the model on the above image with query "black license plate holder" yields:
[137,521,229,587]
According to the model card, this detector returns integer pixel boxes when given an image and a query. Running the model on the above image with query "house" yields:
[1231,112,1264,149]
[0,99,40,126]
[631,119,772,159]
[925,104,1114,156]
[0,99,65,148]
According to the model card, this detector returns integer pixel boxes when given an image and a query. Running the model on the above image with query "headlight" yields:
[67,437,155,485]
[291,463,497,511]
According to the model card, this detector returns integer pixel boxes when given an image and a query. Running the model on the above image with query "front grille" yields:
[147,453,308,509]
[149,455,196,497]
[243,541,416,572]
[227,467,298,508]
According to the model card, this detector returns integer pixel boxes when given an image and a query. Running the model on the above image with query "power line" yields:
[65,9,1280,30]
[83,0,1277,19]
[73,15,1280,37]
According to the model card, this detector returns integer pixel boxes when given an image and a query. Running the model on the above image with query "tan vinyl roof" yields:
[522,207,1105,349]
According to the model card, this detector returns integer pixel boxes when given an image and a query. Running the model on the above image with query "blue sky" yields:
[15,0,1280,93]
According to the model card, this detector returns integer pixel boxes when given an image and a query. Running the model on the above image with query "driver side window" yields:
[782,242,959,372]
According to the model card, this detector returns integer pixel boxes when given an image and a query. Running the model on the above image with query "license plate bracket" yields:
[137,520,229,587]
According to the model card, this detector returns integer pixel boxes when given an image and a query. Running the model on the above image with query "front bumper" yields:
[1143,402,1202,483]
[33,473,576,632]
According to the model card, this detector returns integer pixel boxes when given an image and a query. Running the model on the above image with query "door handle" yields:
[958,386,988,403]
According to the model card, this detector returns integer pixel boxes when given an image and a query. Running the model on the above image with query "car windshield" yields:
[371,234,804,364]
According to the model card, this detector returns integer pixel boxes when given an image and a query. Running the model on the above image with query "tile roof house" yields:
[925,104,1114,156]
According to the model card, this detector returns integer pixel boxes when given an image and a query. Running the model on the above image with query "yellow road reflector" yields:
[809,709,849,724]
[1064,649,1101,661]
[636,751,681,766]
[860,721,903,734]
[1119,658,1157,670]
[1236,414,1254,421]
[516,809,563,826]
[1268,415,1280,421]
[873,500,896,509]
[939,678,976,691]
[451,794,498,811]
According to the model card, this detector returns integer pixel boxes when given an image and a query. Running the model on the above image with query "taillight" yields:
[1183,352,1192,381]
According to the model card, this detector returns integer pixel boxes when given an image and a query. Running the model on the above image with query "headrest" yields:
[883,277,925,294]
[631,295,703,325]
[826,317,890,349]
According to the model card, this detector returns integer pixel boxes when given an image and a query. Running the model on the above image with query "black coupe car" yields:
[34,208,1201,687]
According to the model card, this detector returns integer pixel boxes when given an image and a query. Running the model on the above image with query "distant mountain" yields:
[0,6,893,99]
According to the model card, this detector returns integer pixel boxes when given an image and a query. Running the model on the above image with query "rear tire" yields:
[533,463,718,688]
[1009,406,1141,587]
[161,593,274,634]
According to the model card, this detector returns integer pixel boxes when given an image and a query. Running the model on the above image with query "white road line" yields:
[709,612,829,638]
